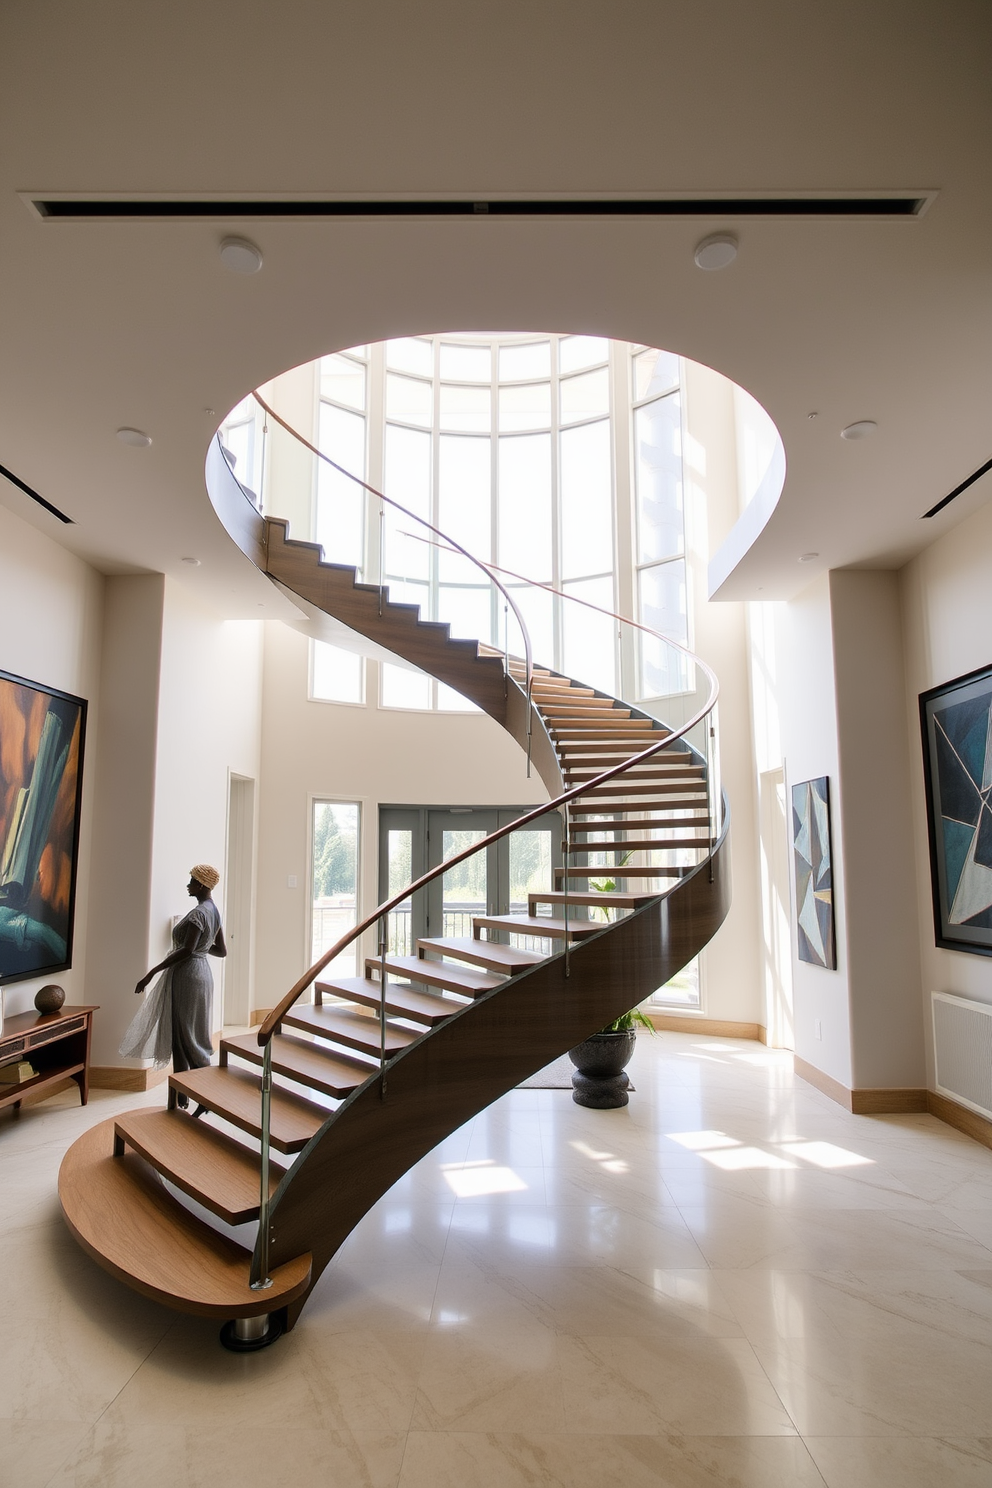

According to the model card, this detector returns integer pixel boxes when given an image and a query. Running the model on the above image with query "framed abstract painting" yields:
[0,670,87,984]
[920,664,992,956]
[791,775,836,969]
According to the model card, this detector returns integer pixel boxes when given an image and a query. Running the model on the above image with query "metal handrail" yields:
[246,394,720,1291]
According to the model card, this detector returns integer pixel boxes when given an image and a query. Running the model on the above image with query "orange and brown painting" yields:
[0,675,85,982]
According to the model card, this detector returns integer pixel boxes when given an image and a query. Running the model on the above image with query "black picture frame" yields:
[0,668,87,985]
[920,662,992,957]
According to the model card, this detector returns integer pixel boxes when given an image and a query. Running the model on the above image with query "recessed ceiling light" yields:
[219,237,263,274]
[181,556,201,566]
[116,427,152,447]
[841,420,877,440]
[799,552,819,562]
[693,233,738,270]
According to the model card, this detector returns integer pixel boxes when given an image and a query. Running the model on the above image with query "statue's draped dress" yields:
[120,900,221,1069]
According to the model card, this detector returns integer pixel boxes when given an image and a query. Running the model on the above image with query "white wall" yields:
[85,575,165,1063]
[830,570,923,1090]
[684,361,763,1025]
[775,572,853,1087]
[148,581,263,1034]
[0,503,104,1022]
[902,499,992,1084]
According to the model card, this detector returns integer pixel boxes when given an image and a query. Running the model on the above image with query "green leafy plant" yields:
[600,1007,656,1035]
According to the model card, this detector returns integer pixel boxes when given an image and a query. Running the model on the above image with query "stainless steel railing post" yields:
[562,801,571,980]
[378,501,386,616]
[379,917,388,1099]
[249,1039,274,1291]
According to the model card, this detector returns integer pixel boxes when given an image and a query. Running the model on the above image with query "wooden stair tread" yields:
[58,1118,311,1319]
[556,865,684,878]
[472,913,602,939]
[282,1003,420,1056]
[114,1110,284,1225]
[416,936,546,972]
[571,795,708,813]
[223,1032,374,1099]
[170,1066,326,1153]
[568,837,709,852]
[571,813,710,829]
[555,740,678,752]
[529,889,656,907]
[565,766,702,780]
[371,954,505,996]
[316,976,458,1026]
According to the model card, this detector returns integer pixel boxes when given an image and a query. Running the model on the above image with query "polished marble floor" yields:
[6,1031,992,1486]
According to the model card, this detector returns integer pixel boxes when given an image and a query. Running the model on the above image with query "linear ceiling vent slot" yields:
[932,991,992,1119]
[26,194,934,221]
[0,461,72,524]
[923,454,992,519]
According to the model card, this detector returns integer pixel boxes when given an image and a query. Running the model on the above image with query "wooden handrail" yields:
[257,660,717,1046]
[251,391,720,1048]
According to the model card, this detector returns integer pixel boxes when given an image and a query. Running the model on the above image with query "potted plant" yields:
[569,1006,654,1108]
[568,851,655,1108]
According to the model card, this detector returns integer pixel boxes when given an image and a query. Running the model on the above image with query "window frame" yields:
[308,637,367,708]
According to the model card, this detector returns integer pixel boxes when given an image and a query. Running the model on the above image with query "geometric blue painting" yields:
[920,665,992,955]
[791,776,836,969]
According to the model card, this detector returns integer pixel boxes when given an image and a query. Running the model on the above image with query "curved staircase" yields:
[59,421,731,1345]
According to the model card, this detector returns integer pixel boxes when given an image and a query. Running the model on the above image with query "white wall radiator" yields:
[932,991,992,1120]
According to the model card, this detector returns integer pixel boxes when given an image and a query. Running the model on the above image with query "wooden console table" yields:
[0,1005,98,1112]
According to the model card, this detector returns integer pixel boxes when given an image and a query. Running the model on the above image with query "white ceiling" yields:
[1,0,990,610]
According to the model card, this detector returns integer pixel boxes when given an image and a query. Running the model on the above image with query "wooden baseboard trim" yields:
[250,1008,273,1027]
[794,1054,852,1109]
[90,1066,169,1093]
[852,1087,928,1115]
[927,1089,992,1152]
[647,1013,765,1041]
[794,1057,929,1115]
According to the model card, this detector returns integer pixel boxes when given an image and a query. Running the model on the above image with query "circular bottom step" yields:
[58,1117,311,1319]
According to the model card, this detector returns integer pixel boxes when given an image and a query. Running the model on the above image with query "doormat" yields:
[517,1054,633,1091]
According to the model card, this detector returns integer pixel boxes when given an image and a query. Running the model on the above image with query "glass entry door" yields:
[378,805,562,951]
[431,810,496,942]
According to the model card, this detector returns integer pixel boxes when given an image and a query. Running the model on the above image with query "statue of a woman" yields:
[120,865,227,1110]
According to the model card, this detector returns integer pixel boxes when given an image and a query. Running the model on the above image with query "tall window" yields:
[379,334,620,700]
[317,347,369,576]
[251,334,691,709]
[311,800,360,975]
[219,394,262,498]
[310,640,365,705]
[631,347,688,695]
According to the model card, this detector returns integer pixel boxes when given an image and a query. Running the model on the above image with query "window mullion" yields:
[550,336,562,674]
[612,344,636,702]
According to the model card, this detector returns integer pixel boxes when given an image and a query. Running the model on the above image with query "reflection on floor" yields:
[5,1030,992,1486]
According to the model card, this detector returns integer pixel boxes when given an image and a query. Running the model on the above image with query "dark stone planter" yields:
[568,1027,636,1108]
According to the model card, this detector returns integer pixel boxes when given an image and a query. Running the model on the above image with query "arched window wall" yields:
[225,332,689,710]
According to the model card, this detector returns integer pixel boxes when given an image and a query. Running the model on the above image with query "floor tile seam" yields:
[34,1318,178,1488]
[32,1421,94,1488]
